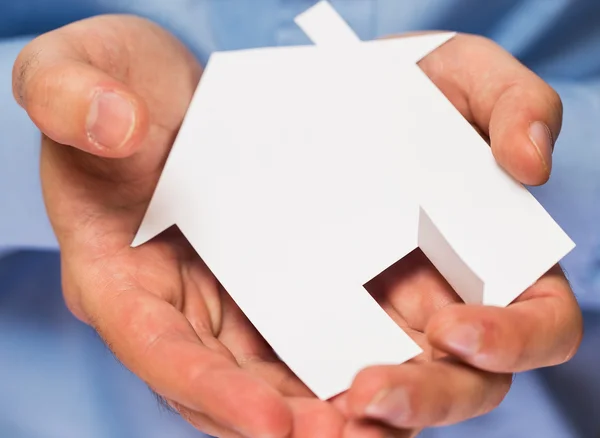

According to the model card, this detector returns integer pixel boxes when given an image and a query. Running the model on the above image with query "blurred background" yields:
[1,1,599,437]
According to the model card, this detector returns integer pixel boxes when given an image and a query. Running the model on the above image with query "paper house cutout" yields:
[132,1,575,400]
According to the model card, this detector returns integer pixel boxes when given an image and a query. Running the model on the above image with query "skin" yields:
[12,15,582,438]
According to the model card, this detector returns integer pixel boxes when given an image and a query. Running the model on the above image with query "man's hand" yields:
[13,16,345,438]
[13,16,581,438]
[335,34,582,438]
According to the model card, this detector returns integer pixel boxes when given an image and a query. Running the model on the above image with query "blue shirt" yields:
[1,1,599,437]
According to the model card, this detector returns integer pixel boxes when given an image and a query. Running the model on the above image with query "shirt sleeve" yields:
[529,78,600,310]
[0,36,58,252]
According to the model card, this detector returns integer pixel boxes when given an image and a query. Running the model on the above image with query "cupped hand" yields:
[14,16,344,438]
[13,17,582,438]
[336,34,582,438]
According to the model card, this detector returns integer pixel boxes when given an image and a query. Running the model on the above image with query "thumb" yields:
[15,57,148,157]
[419,34,563,186]
[12,16,200,159]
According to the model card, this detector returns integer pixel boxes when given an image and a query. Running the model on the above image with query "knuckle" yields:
[550,87,563,109]
[12,40,44,105]
[547,86,563,125]
[68,17,130,79]
[26,64,58,115]
[13,58,68,126]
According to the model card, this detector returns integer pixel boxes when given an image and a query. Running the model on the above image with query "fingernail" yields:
[444,324,481,356]
[87,91,135,150]
[528,121,553,175]
[364,388,410,425]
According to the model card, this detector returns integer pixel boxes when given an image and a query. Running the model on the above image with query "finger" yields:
[13,15,200,158]
[216,288,314,397]
[16,52,149,157]
[75,266,292,438]
[366,248,461,333]
[419,33,563,185]
[347,360,511,429]
[287,397,345,438]
[427,265,583,372]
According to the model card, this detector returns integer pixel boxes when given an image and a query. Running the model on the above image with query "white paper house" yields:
[133,1,575,400]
